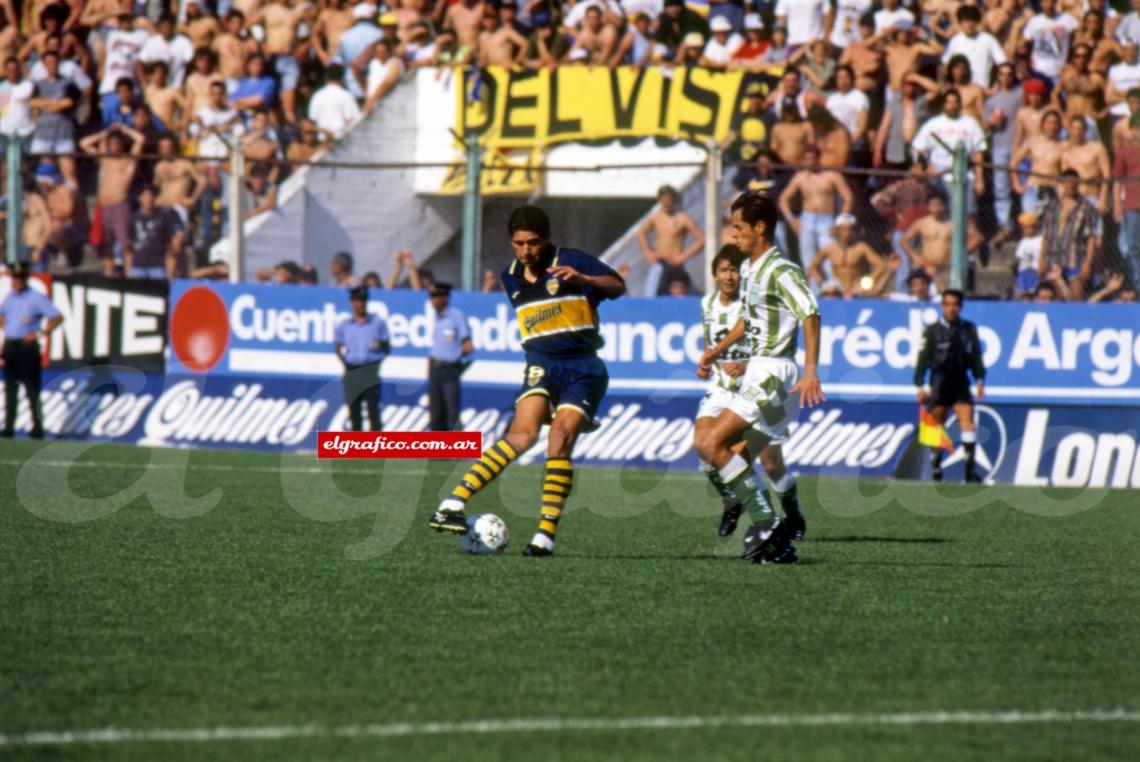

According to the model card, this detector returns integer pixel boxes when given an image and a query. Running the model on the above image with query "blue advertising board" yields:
[6,367,1138,488]
[166,282,1140,406]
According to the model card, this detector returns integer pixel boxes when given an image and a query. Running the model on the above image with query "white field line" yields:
[0,458,716,480]
[1,709,1137,748]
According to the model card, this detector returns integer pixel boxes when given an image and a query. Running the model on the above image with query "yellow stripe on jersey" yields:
[516,295,597,344]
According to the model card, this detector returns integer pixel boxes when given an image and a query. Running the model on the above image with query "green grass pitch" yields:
[1,440,1138,760]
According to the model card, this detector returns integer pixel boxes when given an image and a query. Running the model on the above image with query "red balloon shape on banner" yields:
[170,285,229,372]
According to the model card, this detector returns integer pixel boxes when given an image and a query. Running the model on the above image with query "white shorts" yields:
[696,384,736,420]
[725,357,800,444]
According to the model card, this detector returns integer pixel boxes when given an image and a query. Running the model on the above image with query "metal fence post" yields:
[950,141,968,291]
[6,137,22,265]
[461,133,481,292]
[228,145,245,283]
[704,139,721,292]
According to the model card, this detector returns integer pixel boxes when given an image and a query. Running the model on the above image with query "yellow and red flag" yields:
[918,406,954,452]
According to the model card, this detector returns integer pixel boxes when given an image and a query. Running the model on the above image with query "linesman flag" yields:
[918,406,954,452]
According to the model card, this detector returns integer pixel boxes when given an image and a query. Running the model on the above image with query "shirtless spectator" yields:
[809,214,886,296]
[80,124,146,276]
[871,160,932,291]
[19,5,89,74]
[248,0,303,124]
[286,117,333,165]
[214,11,258,86]
[637,185,704,297]
[1060,115,1111,216]
[180,0,220,49]
[900,191,983,290]
[763,67,825,118]
[445,0,484,64]
[838,14,885,95]
[1012,77,1048,153]
[0,8,21,66]
[143,62,184,133]
[1010,109,1064,213]
[39,163,87,271]
[154,134,204,228]
[570,6,619,66]
[778,144,854,272]
[807,105,852,168]
[769,101,813,176]
[1055,44,1105,124]
[313,0,355,65]
[883,24,941,109]
[477,4,527,67]
[182,48,224,136]
[18,178,52,272]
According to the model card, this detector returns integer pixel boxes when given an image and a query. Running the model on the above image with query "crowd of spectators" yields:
[0,0,1136,303]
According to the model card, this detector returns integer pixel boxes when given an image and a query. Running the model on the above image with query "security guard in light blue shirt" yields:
[334,286,390,431]
[2,263,63,439]
[427,283,473,431]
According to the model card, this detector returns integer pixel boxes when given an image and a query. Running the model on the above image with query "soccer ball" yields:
[460,513,511,555]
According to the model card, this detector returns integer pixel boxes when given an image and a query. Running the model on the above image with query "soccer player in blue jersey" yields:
[429,206,626,556]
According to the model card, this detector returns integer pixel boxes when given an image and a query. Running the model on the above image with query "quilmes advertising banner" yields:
[5,368,1139,489]
[167,281,1140,406]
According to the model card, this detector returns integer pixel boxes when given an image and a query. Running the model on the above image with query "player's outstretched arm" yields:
[547,265,625,298]
[791,314,826,408]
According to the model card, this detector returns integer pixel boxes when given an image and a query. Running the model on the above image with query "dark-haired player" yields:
[697,192,825,564]
[429,205,625,556]
[696,244,806,539]
[914,289,986,483]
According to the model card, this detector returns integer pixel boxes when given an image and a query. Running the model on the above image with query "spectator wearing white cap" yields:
[730,13,768,64]
[335,3,382,98]
[707,0,744,35]
[677,31,705,64]
[701,16,743,68]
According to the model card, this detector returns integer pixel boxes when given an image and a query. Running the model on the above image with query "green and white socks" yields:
[717,454,775,525]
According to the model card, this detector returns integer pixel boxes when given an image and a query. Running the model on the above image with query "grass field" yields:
[1,439,1138,761]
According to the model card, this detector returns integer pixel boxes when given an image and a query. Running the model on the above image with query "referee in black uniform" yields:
[914,289,986,483]
[2,263,63,439]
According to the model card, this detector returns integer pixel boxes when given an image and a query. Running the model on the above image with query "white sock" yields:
[529,533,554,550]
[718,454,750,484]
[771,472,795,494]
[961,430,977,444]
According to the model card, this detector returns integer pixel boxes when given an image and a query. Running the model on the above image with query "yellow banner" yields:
[456,65,781,149]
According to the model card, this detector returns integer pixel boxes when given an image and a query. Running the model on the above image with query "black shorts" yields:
[516,353,608,429]
[929,375,973,408]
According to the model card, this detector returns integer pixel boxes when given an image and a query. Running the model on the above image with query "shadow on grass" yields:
[812,536,951,544]
[836,560,1015,569]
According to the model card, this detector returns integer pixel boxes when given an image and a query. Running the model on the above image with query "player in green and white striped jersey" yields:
[696,245,808,540]
[696,192,825,564]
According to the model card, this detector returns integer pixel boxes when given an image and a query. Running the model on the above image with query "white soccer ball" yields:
[460,513,511,555]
